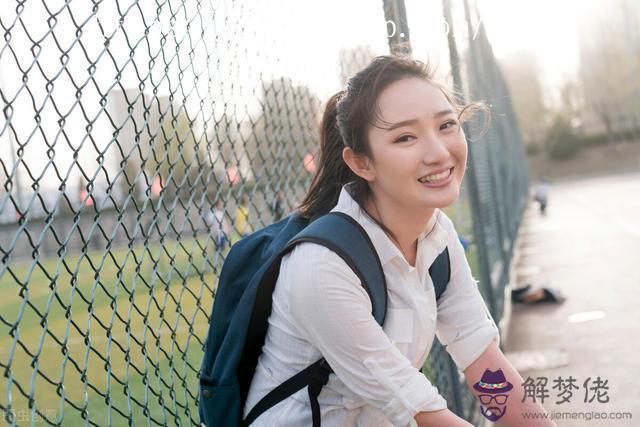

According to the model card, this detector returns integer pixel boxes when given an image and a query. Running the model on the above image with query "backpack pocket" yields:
[199,380,241,427]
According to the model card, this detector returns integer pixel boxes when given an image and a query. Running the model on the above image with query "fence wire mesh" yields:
[0,0,528,425]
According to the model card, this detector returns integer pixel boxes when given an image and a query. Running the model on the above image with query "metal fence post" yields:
[382,0,412,55]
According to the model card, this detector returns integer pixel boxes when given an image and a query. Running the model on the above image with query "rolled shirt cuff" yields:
[445,319,500,372]
[364,357,448,426]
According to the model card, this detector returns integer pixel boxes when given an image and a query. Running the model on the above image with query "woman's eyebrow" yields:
[385,109,456,131]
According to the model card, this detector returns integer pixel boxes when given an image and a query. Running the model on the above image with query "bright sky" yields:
[478,0,597,97]
[0,0,609,201]
[0,0,390,199]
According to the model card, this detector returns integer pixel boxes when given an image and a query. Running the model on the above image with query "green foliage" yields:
[525,141,543,156]
[546,116,583,160]
[581,130,640,147]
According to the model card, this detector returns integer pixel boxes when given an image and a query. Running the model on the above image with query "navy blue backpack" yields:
[198,211,450,426]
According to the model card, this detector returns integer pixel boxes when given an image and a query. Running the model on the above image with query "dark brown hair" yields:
[296,55,487,242]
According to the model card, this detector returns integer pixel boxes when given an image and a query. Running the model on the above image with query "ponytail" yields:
[296,90,368,220]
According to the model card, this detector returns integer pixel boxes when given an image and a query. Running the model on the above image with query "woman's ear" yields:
[342,147,375,182]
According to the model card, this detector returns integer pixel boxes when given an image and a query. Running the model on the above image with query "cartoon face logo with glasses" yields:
[473,369,513,421]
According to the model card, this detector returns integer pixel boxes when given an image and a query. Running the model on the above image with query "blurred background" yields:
[481,0,640,180]
[0,0,638,425]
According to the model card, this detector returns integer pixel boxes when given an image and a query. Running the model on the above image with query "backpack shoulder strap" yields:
[244,211,387,363]
[243,212,386,426]
[430,247,450,301]
[245,214,450,427]
[303,214,449,307]
[285,211,387,324]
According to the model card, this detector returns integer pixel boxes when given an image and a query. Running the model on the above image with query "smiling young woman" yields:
[243,55,555,426]
[342,76,469,266]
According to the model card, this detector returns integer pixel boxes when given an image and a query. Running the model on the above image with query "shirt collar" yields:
[330,182,448,270]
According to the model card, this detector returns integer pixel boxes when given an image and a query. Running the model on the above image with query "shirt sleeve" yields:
[285,243,448,426]
[435,215,500,372]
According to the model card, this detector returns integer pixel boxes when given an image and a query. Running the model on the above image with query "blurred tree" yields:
[250,77,321,190]
[499,50,549,151]
[338,45,377,87]
[144,103,206,201]
[559,81,582,126]
[578,0,640,140]
[546,115,582,160]
[207,112,241,188]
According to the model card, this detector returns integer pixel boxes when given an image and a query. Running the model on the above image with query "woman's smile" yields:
[417,167,454,186]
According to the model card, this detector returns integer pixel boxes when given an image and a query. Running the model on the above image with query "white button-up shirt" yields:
[243,183,499,426]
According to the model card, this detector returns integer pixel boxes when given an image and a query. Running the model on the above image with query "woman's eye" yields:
[440,120,458,131]
[394,135,414,143]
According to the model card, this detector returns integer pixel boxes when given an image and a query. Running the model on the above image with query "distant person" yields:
[206,199,230,252]
[534,179,550,214]
[235,194,252,238]
[271,191,285,222]
[458,235,470,252]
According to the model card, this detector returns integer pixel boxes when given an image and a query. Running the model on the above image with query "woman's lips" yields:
[418,167,454,186]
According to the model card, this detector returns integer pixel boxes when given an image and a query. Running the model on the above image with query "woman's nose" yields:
[421,134,449,164]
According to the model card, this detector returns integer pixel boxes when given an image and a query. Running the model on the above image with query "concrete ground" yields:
[504,172,640,426]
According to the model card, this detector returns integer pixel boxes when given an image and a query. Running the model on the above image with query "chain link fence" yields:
[0,0,528,425]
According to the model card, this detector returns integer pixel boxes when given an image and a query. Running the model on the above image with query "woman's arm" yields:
[463,338,557,426]
[414,337,556,427]
[414,408,473,426]
[425,214,555,425]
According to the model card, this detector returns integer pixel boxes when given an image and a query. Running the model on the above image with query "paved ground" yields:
[504,171,640,426]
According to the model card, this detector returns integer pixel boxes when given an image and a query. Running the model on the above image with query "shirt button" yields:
[202,389,212,399]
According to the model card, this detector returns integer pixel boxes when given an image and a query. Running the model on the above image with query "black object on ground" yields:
[512,284,566,304]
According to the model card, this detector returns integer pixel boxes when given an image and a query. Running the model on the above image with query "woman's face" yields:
[363,77,468,211]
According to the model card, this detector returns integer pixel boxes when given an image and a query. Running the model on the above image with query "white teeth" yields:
[418,169,451,183]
